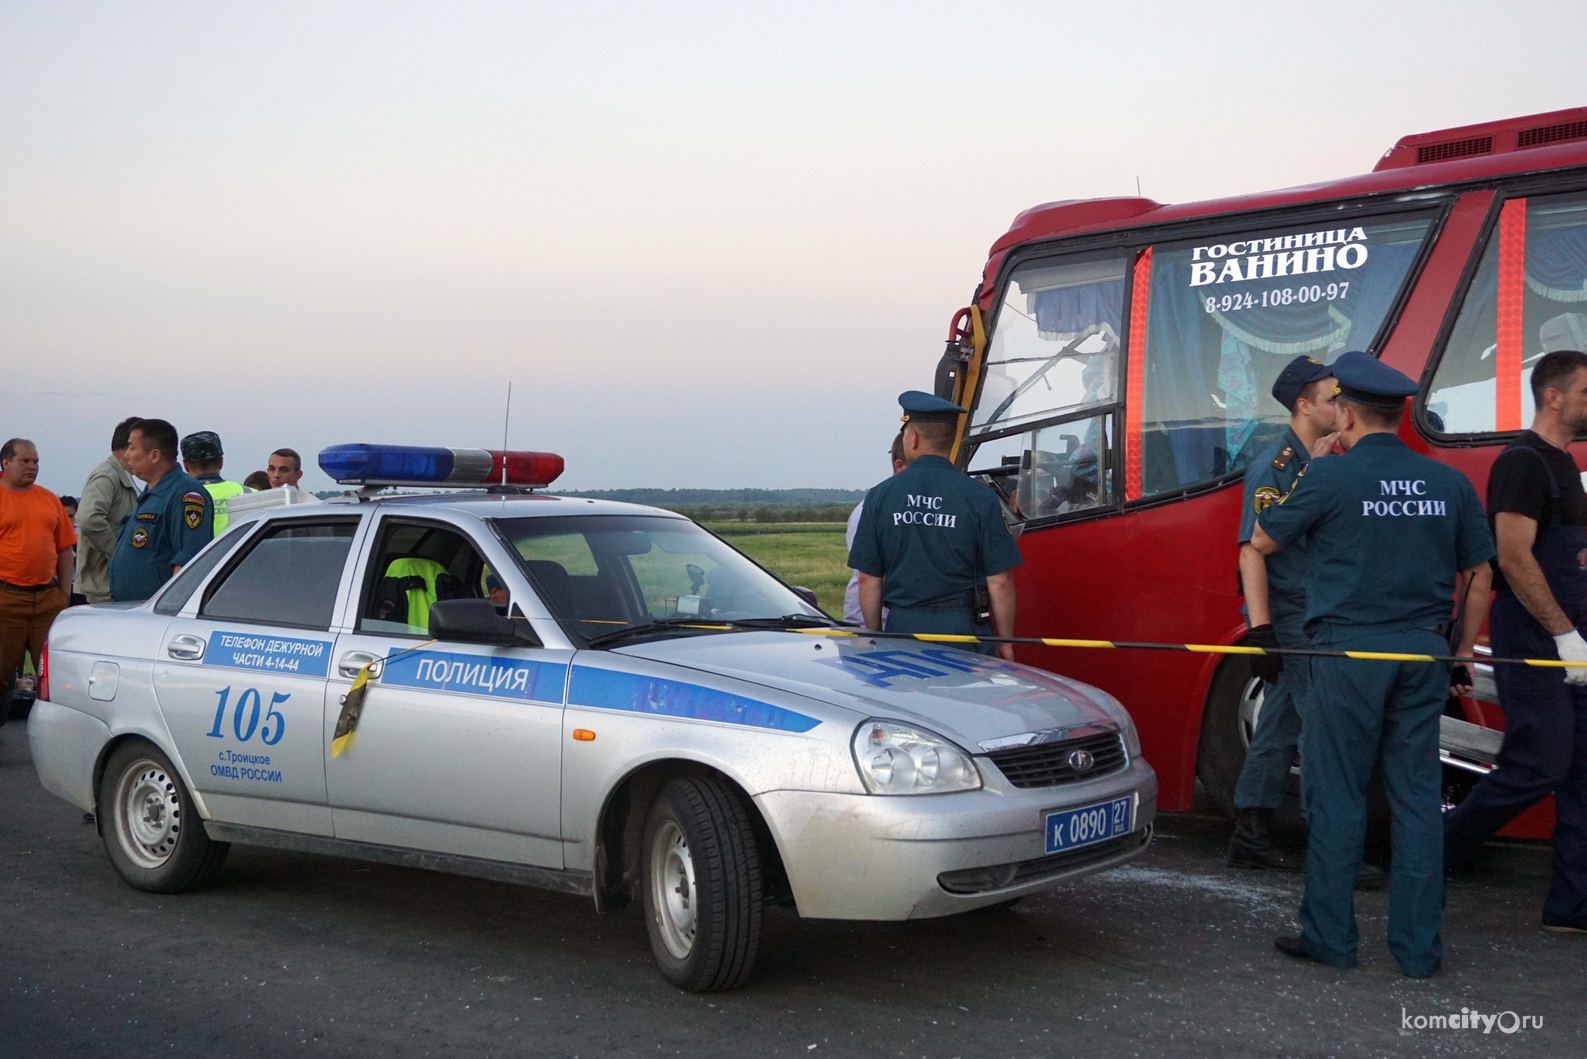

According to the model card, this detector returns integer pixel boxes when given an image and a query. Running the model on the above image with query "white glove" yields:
[1555,629,1587,686]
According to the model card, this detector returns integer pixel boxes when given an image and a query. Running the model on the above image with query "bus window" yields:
[1135,210,1436,498]
[1425,190,1587,435]
[1017,415,1112,520]
[967,414,1114,523]
[973,256,1127,434]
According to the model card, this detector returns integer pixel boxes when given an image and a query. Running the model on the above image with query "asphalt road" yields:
[2,723,1580,1059]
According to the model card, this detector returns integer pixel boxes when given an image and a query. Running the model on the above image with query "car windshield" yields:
[492,514,825,642]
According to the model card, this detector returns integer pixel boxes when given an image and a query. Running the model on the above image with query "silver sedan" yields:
[29,494,1156,989]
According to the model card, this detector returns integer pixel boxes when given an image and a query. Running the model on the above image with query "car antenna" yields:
[501,381,513,485]
[1136,176,1142,196]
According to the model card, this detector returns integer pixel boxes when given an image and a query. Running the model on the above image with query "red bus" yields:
[938,107,1587,839]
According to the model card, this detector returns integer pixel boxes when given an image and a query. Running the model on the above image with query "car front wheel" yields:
[99,739,228,893]
[641,776,763,991]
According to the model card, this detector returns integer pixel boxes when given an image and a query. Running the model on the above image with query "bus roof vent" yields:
[1374,106,1587,171]
[1415,136,1492,165]
[1518,118,1587,149]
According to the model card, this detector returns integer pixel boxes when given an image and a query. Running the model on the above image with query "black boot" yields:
[1227,808,1301,871]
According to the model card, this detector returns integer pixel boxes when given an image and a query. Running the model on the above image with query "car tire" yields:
[99,739,229,893]
[641,776,763,992]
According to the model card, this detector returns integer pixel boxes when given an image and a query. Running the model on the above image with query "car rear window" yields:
[200,519,359,630]
[152,521,255,615]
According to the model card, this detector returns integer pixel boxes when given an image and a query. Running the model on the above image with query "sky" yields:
[3,0,1585,495]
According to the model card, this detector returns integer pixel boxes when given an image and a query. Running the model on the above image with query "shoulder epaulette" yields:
[1271,445,1293,470]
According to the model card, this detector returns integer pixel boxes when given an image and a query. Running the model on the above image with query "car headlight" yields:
[852,720,982,795]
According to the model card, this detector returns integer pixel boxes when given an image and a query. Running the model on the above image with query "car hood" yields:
[614,631,1120,750]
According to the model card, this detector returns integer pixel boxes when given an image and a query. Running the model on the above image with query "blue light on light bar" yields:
[318,444,565,488]
[319,444,455,484]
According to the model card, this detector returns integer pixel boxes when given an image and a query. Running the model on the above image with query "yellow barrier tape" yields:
[774,626,1587,669]
[1039,638,1118,650]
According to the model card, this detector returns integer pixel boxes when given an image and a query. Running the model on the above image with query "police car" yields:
[27,444,1157,991]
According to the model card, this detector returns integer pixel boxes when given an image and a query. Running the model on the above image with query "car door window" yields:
[358,520,490,636]
[200,520,359,630]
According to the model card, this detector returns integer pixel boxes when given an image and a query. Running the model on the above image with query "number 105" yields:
[206,686,287,745]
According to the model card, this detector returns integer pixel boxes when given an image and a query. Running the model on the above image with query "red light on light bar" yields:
[490,450,564,487]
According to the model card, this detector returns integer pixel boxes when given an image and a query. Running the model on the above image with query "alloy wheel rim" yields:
[115,759,181,869]
[1238,677,1265,750]
[650,820,697,960]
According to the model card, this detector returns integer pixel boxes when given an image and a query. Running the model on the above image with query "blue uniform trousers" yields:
[1301,627,1447,975]
[1234,605,1308,811]
[1444,592,1587,926]
[883,604,995,656]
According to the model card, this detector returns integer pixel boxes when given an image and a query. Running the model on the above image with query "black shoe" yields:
[1227,808,1301,871]
[1403,959,1441,978]
[1355,863,1387,891]
[1275,935,1321,962]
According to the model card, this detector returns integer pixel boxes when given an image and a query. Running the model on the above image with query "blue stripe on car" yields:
[568,667,820,732]
[381,649,567,704]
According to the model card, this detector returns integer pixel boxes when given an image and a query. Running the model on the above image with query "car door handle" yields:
[338,652,382,678]
[167,635,206,661]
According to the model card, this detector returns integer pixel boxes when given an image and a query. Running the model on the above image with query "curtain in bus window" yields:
[1138,212,1435,497]
[1031,283,1124,338]
[1427,191,1587,435]
[972,257,1127,435]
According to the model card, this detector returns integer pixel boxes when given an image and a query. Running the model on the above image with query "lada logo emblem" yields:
[1067,749,1095,773]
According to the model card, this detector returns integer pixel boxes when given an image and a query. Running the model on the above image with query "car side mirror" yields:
[428,598,542,648]
[791,586,819,608]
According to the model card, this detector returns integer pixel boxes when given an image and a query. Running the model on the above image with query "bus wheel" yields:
[1196,656,1303,830]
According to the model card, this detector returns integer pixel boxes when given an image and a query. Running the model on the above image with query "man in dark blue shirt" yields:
[1252,351,1493,978]
[110,419,214,602]
[849,392,1023,658]
[1229,355,1338,871]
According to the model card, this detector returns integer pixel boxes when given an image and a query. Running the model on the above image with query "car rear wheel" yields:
[641,776,762,991]
[99,740,228,893]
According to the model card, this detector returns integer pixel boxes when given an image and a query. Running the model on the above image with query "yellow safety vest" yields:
[202,480,246,534]
[383,557,449,631]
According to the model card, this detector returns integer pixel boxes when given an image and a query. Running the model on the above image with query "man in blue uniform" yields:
[849,391,1023,659]
[1229,355,1338,870]
[1251,351,1493,977]
[110,419,214,602]
[1444,349,1587,932]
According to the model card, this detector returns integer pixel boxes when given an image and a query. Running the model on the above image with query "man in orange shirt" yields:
[0,438,76,717]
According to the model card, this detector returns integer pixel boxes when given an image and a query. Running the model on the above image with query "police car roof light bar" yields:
[318,444,564,489]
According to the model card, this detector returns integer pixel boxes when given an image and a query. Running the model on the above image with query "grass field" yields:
[706,522,851,616]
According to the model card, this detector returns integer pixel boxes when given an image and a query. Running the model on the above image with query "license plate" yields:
[1044,796,1133,855]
